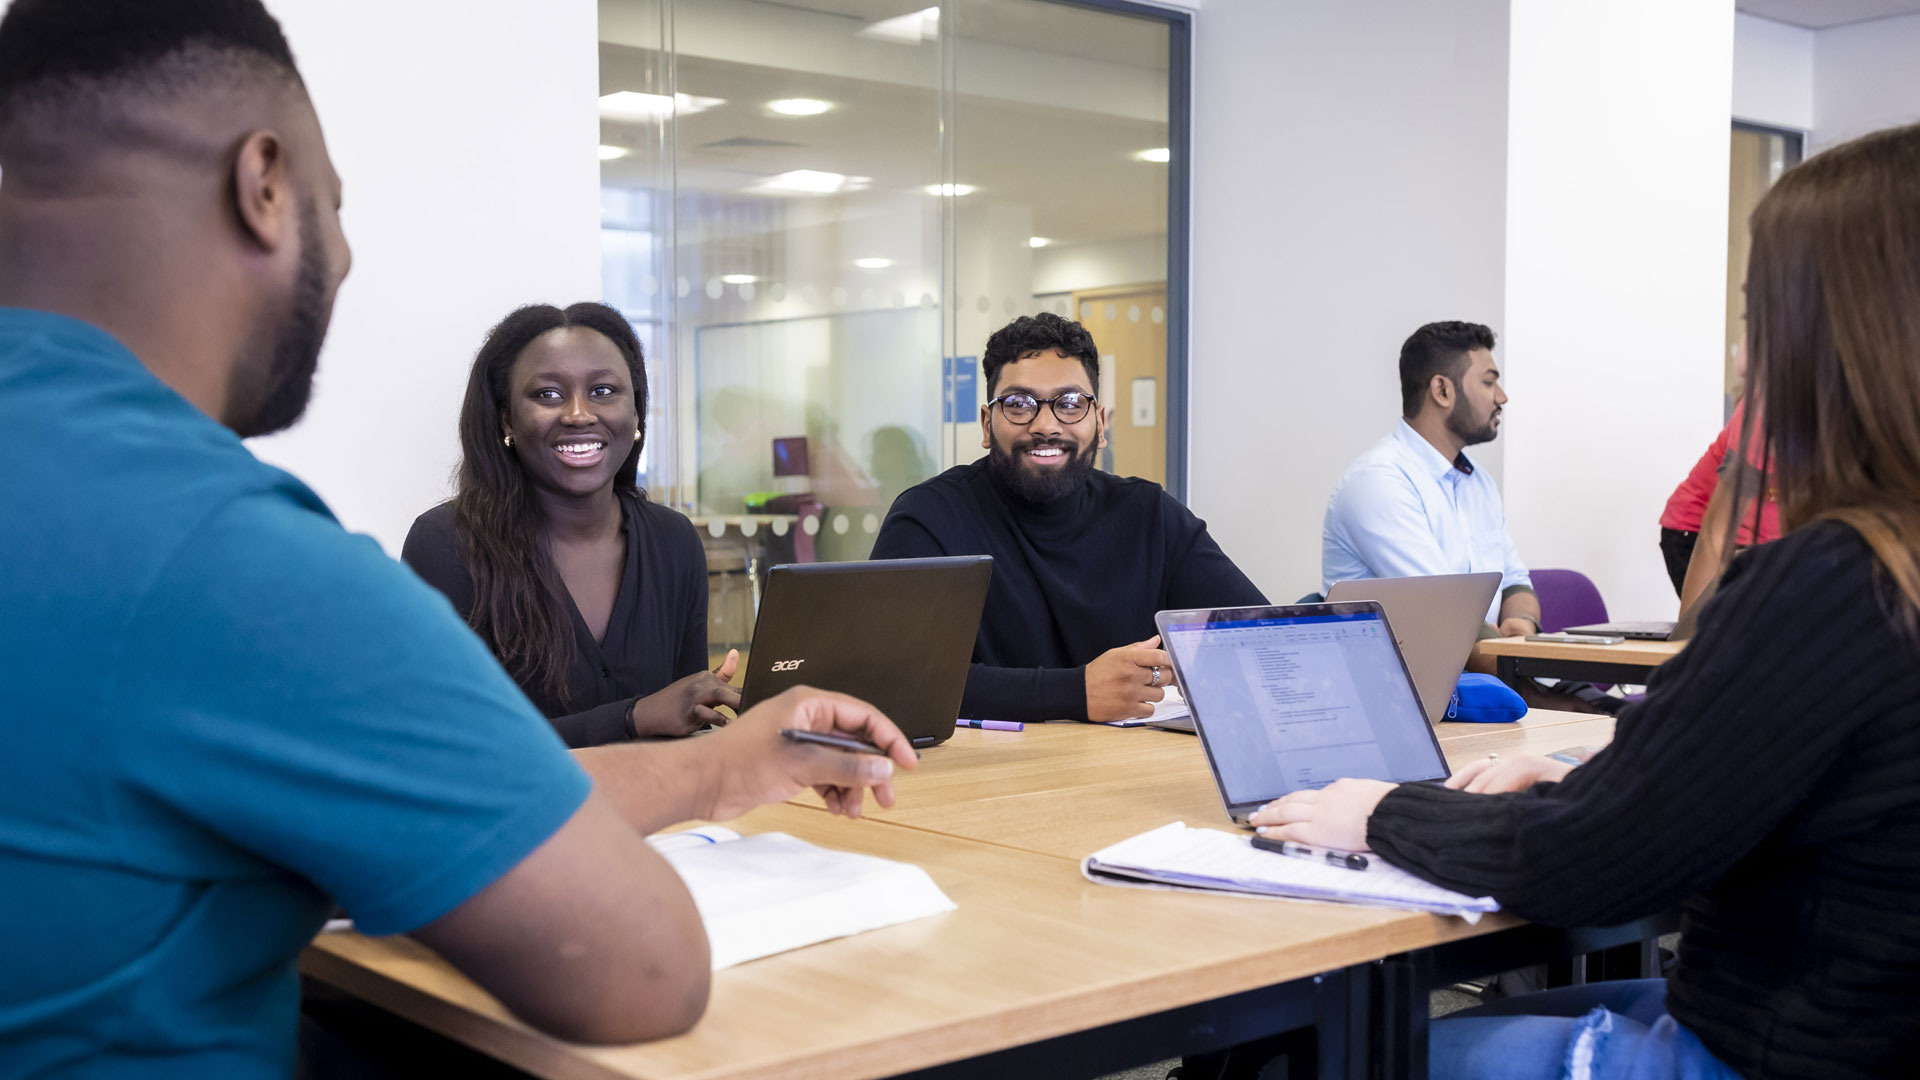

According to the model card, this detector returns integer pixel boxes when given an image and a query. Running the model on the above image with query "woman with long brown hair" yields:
[404,302,739,747]
[1252,123,1920,1077]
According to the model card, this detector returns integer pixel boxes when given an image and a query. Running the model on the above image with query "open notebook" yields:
[649,827,957,969]
[1083,822,1497,922]
[1084,686,1191,728]
[321,827,955,970]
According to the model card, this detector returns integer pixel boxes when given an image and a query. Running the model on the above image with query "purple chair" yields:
[1529,569,1609,633]
[1529,568,1644,699]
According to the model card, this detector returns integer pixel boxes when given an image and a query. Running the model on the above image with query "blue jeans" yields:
[1430,980,1741,1080]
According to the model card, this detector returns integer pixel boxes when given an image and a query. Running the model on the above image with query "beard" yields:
[1445,398,1500,447]
[986,431,1099,503]
[227,199,333,439]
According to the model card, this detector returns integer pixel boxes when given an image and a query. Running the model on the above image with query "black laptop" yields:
[737,556,993,748]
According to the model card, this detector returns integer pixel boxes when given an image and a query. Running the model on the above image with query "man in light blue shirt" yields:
[1322,321,1541,639]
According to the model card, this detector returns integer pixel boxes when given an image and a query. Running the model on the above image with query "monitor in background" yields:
[739,556,993,748]
[772,436,811,478]
[1326,572,1501,724]
[1156,603,1449,824]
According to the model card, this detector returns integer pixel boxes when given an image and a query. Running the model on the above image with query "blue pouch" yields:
[1445,673,1526,723]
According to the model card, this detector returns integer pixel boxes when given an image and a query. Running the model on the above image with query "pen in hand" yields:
[779,728,890,756]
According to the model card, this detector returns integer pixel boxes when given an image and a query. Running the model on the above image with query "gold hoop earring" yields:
[502,434,514,448]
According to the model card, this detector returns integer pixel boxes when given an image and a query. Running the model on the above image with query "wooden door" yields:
[1071,283,1169,486]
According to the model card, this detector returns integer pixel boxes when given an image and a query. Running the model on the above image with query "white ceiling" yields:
[1736,0,1920,29]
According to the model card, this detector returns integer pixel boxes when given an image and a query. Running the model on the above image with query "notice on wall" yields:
[1131,377,1158,427]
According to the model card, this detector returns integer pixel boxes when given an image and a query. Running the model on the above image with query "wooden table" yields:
[1474,636,1684,689]
[303,712,1628,1080]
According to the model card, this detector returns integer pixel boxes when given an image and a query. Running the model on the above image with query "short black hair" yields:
[982,312,1100,395]
[0,0,301,117]
[1399,320,1496,419]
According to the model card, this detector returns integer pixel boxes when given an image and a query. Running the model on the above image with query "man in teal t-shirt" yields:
[0,3,916,1075]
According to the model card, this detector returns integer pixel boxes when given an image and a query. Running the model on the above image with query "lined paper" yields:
[1083,822,1497,922]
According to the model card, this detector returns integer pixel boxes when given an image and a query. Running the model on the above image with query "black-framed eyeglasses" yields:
[988,390,1097,426]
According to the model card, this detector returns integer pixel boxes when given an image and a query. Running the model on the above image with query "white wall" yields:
[1812,12,1920,153]
[1501,0,1730,621]
[1188,0,1512,602]
[247,0,603,554]
[1733,11,1813,131]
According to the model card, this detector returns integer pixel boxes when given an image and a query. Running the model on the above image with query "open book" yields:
[649,827,957,969]
[1083,822,1497,922]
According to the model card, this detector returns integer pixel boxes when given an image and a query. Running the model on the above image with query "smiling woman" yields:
[401,302,741,748]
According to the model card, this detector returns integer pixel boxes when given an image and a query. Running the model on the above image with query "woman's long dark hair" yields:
[1735,121,1920,633]
[451,302,650,703]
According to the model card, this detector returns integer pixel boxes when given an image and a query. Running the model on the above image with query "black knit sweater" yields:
[868,459,1267,722]
[1369,521,1920,1078]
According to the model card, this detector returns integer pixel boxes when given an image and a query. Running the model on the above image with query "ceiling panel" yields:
[1736,0,1920,29]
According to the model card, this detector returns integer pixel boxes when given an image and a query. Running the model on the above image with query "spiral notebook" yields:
[1082,822,1497,922]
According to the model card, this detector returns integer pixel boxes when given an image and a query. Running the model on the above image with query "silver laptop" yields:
[1154,602,1450,825]
[1326,572,1501,724]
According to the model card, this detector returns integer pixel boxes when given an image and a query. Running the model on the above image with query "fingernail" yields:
[865,759,893,781]
[1255,826,1270,835]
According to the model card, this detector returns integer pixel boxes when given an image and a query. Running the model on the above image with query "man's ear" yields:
[1096,405,1110,450]
[979,404,992,451]
[231,129,293,252]
[1428,373,1456,412]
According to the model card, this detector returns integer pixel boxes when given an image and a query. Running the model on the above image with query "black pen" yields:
[1251,834,1369,871]
[779,728,889,756]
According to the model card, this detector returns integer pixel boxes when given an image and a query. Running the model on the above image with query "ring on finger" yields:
[1149,665,1163,687]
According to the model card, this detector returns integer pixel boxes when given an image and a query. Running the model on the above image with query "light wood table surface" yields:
[1473,638,1684,668]
[304,802,1497,1080]
[1473,636,1683,692]
[790,711,1612,862]
[302,710,1616,1080]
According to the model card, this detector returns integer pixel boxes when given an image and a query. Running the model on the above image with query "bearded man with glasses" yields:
[871,312,1266,724]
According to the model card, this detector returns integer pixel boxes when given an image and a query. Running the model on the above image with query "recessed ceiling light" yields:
[860,6,939,45]
[855,257,894,270]
[721,274,758,285]
[752,169,852,194]
[1134,147,1171,164]
[598,145,631,161]
[1028,236,1051,248]
[598,91,726,122]
[769,98,833,116]
[923,183,976,197]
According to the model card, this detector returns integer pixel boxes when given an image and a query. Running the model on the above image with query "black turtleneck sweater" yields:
[1369,521,1920,1079]
[868,459,1267,722]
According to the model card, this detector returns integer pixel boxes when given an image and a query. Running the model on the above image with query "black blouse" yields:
[402,491,710,747]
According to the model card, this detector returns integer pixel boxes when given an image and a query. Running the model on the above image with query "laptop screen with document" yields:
[1157,603,1449,820]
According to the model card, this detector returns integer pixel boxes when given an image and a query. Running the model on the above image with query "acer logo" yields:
[770,659,805,672]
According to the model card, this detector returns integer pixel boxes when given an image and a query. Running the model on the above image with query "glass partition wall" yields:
[598,0,1187,651]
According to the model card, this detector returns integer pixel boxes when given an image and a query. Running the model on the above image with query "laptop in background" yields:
[1155,602,1449,825]
[738,556,993,749]
[1326,572,1501,724]
[1568,580,1711,642]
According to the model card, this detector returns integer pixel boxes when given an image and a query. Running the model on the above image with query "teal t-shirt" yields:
[0,309,593,1077]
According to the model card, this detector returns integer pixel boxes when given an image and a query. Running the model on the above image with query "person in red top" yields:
[1657,342,1779,600]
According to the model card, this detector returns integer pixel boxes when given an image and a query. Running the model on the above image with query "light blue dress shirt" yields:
[1322,420,1531,624]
